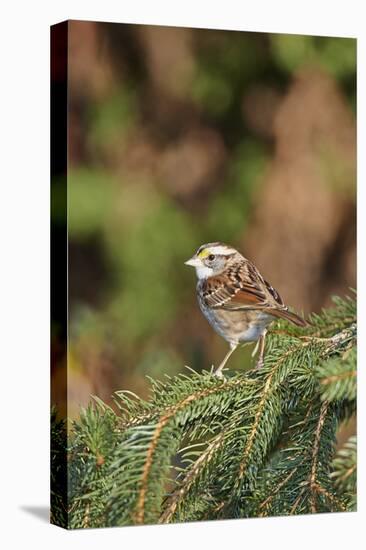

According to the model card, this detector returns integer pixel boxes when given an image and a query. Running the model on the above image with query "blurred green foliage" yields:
[206,141,267,241]
[88,87,138,151]
[68,169,116,236]
[271,35,356,79]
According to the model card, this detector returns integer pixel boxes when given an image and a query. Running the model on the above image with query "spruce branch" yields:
[107,374,260,526]
[309,400,331,513]
[159,431,226,523]
[331,435,357,506]
[317,346,356,402]
[51,294,357,527]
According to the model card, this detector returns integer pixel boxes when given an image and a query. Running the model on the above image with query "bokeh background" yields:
[55,21,356,418]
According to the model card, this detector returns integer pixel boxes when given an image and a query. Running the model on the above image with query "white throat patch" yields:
[195,265,214,280]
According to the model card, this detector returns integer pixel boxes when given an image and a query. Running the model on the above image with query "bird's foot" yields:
[212,366,227,380]
[255,358,264,370]
[214,370,225,379]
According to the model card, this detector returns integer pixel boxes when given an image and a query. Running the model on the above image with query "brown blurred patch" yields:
[158,127,227,205]
[244,68,356,313]
[68,21,114,99]
[242,84,282,139]
[137,25,194,99]
[68,337,122,412]
[68,21,115,166]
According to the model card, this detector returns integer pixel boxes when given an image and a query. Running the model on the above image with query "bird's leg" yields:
[255,330,267,369]
[251,339,260,358]
[214,342,238,378]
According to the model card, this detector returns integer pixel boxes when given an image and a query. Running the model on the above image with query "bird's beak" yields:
[184,256,201,267]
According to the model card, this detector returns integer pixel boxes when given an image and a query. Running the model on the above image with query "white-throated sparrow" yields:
[185,242,307,376]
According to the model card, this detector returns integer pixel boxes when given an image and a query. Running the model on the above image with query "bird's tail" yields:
[267,308,308,327]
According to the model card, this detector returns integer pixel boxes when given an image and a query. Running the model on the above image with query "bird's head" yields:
[185,242,242,279]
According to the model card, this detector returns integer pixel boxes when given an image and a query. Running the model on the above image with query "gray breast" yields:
[197,292,273,344]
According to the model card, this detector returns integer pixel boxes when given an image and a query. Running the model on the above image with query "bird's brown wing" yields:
[201,261,307,327]
[201,261,280,309]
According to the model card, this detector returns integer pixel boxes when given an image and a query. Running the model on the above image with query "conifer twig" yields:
[159,432,225,523]
[50,295,356,527]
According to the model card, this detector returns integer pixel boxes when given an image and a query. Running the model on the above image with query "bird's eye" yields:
[208,254,215,261]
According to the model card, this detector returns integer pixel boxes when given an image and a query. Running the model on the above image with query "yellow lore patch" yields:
[197,248,210,259]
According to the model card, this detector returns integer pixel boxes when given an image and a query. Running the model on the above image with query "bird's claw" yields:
[255,359,264,370]
[213,367,227,380]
